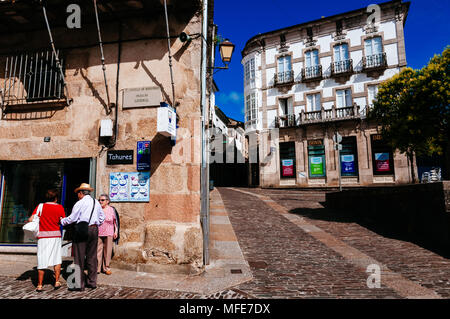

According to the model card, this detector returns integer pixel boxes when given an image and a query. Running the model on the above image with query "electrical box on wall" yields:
[100,119,113,137]
[157,103,176,137]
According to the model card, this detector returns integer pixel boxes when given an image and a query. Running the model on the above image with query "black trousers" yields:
[72,225,98,290]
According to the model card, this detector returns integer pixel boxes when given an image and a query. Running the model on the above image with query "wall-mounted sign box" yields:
[109,172,150,202]
[157,103,176,137]
[137,141,151,171]
[107,150,134,165]
[123,87,162,109]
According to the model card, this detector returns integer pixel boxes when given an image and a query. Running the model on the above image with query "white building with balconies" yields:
[242,0,416,188]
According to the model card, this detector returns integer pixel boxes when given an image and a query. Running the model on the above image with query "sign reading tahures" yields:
[123,87,162,108]
[107,150,134,165]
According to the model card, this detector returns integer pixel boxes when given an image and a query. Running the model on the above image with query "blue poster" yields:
[137,141,151,171]
[341,154,356,173]
[110,172,150,202]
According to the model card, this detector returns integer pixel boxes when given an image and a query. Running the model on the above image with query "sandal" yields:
[36,285,43,292]
[54,281,61,290]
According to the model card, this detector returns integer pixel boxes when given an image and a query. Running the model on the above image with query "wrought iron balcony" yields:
[362,53,387,71]
[274,70,294,85]
[1,50,68,110]
[331,59,353,76]
[273,105,372,128]
[301,65,322,82]
[275,114,296,128]
[299,104,361,125]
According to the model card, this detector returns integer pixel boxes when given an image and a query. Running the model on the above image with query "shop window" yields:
[0,159,90,244]
[340,136,359,177]
[371,134,395,175]
[280,142,296,179]
[308,139,326,178]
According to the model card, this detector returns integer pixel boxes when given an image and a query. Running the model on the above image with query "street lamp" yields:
[219,39,235,64]
[210,38,235,70]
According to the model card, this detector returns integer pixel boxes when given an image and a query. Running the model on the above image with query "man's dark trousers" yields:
[72,225,98,290]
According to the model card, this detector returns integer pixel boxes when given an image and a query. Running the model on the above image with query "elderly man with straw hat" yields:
[61,183,105,291]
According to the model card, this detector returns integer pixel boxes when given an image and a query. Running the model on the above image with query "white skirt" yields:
[37,237,62,269]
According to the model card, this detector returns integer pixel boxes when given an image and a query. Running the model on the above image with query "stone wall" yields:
[325,182,450,255]
[0,10,205,273]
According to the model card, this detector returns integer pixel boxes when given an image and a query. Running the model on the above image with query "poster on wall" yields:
[374,153,390,172]
[109,172,150,202]
[310,156,325,176]
[341,154,356,174]
[281,159,294,177]
[137,141,151,171]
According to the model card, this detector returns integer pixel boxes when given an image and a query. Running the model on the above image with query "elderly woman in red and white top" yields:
[27,189,65,292]
[97,194,118,275]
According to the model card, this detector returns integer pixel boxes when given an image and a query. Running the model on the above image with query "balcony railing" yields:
[274,70,294,85]
[331,59,353,76]
[274,104,371,128]
[1,50,67,109]
[301,65,322,82]
[274,114,296,128]
[362,53,387,71]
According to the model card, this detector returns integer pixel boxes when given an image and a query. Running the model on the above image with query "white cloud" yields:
[217,91,244,105]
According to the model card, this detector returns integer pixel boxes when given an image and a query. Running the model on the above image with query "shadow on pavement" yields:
[15,260,73,287]
[289,204,450,259]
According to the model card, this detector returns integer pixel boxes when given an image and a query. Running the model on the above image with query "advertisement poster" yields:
[282,159,294,177]
[341,154,356,174]
[310,156,324,176]
[375,153,390,172]
[137,141,151,171]
[110,172,150,202]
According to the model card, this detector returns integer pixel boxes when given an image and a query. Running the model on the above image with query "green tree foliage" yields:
[369,46,450,180]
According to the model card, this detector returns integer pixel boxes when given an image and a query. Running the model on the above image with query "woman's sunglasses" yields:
[99,199,107,202]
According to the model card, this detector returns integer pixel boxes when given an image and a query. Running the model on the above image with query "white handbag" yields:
[23,203,43,238]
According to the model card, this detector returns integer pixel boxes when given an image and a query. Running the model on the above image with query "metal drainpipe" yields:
[200,0,210,265]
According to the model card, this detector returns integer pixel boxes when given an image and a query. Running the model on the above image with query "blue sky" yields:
[212,0,450,122]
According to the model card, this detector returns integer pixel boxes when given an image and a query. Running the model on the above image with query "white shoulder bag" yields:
[23,203,44,238]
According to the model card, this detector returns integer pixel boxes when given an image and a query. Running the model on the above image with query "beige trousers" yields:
[97,236,113,273]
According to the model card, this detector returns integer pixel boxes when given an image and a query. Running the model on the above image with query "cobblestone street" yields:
[221,187,450,299]
[0,187,449,300]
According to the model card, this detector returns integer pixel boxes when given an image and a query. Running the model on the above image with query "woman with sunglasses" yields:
[96,194,118,275]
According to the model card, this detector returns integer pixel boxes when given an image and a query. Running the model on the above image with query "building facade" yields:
[242,0,416,188]
[0,0,214,274]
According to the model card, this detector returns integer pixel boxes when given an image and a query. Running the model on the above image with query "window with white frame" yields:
[364,37,382,57]
[245,92,257,122]
[336,89,352,108]
[368,85,379,104]
[304,50,321,79]
[244,58,255,86]
[306,93,321,112]
[277,55,292,83]
[305,50,319,67]
[334,44,349,62]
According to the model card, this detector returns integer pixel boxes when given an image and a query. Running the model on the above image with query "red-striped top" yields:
[32,203,66,239]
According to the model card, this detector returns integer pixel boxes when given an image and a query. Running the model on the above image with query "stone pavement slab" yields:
[225,187,450,299]
[0,189,252,299]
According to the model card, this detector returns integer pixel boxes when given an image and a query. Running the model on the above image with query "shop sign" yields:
[372,134,383,141]
[310,156,325,176]
[109,172,150,202]
[106,150,134,165]
[341,154,356,174]
[137,141,151,171]
[308,139,323,146]
[375,153,390,172]
[281,159,294,177]
[123,87,162,109]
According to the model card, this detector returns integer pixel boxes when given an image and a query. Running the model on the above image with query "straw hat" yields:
[74,183,94,193]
